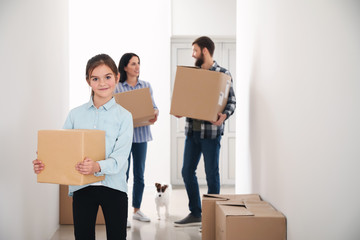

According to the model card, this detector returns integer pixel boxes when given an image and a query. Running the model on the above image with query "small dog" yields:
[155,183,170,219]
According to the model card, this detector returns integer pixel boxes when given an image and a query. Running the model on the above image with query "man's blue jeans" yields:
[182,132,221,217]
[126,142,147,209]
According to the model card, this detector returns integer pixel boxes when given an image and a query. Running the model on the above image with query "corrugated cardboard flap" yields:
[245,201,286,218]
[229,194,262,201]
[202,194,230,201]
[203,193,261,201]
[217,201,254,216]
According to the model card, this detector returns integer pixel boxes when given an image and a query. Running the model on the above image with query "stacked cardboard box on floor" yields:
[114,88,155,128]
[60,185,105,224]
[202,194,261,240]
[37,129,106,185]
[202,194,286,240]
[170,66,232,122]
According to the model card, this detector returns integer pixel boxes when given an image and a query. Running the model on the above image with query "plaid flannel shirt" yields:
[185,61,236,139]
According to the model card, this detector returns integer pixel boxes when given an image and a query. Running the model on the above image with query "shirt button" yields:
[94,126,96,128]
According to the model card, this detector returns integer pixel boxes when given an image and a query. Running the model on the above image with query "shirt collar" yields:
[103,97,116,110]
[210,61,218,70]
[86,97,116,111]
[86,98,94,109]
[122,79,142,88]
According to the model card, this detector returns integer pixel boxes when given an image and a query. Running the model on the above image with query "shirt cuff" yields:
[94,161,104,176]
[94,171,104,177]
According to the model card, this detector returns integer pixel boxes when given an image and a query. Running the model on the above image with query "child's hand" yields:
[75,157,101,175]
[33,159,44,174]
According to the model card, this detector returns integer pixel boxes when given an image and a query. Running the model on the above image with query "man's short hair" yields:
[192,36,215,57]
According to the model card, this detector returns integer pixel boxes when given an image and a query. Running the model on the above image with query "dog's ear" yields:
[162,185,168,192]
[155,183,161,191]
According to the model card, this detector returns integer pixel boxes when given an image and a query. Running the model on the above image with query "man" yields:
[174,36,236,226]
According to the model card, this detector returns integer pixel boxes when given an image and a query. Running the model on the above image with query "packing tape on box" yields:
[218,92,224,106]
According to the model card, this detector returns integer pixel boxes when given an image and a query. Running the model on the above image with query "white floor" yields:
[50,186,235,240]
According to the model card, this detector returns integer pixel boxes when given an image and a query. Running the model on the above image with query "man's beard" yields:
[195,53,204,67]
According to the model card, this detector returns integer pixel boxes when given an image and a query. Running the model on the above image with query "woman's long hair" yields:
[118,53,140,83]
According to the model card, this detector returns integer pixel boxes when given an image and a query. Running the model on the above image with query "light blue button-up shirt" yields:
[63,97,133,196]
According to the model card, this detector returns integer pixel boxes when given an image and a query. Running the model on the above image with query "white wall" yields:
[69,0,171,187]
[171,0,236,37]
[0,0,68,239]
[0,0,236,238]
[236,0,360,239]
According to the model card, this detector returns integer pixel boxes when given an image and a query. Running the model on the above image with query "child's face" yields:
[124,56,140,78]
[88,64,118,100]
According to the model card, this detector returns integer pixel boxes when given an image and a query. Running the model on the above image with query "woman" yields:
[115,53,159,226]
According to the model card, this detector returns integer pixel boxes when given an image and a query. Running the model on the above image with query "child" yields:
[33,54,133,240]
